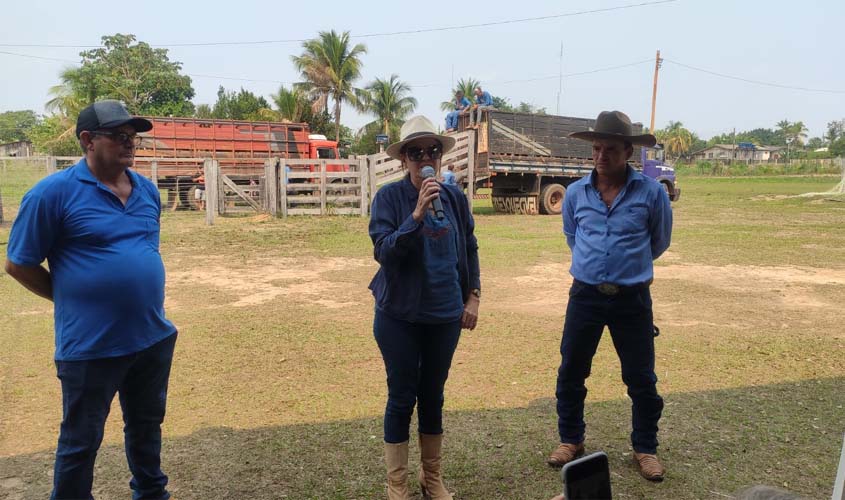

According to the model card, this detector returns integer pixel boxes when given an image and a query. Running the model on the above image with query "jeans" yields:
[374,310,462,443]
[555,282,663,454]
[51,333,177,500]
[445,111,460,130]
[470,105,494,125]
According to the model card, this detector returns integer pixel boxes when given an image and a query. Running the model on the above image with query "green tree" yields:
[655,121,694,160]
[291,30,367,143]
[27,115,82,155]
[491,96,515,112]
[0,110,40,143]
[357,74,417,136]
[269,85,312,123]
[516,102,547,115]
[194,104,213,119]
[211,86,270,120]
[827,119,844,144]
[71,33,195,116]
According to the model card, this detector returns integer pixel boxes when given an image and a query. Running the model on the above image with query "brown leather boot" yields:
[547,442,585,467]
[385,441,410,500]
[418,433,453,500]
[633,452,665,482]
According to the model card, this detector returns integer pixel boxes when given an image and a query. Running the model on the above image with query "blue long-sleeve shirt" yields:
[563,165,672,285]
[455,97,471,111]
[475,91,493,106]
[369,175,480,322]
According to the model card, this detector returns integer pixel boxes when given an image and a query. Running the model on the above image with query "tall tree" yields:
[269,85,311,123]
[357,74,417,137]
[211,87,270,120]
[291,30,367,142]
[656,121,694,159]
[194,104,213,119]
[826,119,844,144]
[0,110,40,143]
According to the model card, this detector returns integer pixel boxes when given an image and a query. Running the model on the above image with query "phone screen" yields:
[562,452,612,500]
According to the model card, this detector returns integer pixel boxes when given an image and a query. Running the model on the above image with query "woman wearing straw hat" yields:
[369,115,481,499]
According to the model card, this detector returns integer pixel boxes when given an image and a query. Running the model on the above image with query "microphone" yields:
[420,166,446,220]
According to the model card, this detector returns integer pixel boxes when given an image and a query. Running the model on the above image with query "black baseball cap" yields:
[75,100,153,138]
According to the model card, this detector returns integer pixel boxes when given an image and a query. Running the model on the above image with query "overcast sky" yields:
[1,0,843,140]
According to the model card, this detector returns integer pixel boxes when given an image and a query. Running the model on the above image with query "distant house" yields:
[690,143,785,162]
[0,140,34,157]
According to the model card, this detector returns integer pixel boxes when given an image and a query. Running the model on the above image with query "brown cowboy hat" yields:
[569,110,656,147]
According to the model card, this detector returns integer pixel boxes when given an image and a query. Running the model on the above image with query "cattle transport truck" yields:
[456,111,680,214]
[132,117,340,209]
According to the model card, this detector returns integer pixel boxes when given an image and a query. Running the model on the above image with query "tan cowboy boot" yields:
[385,441,410,499]
[547,442,585,467]
[418,433,453,500]
[633,452,665,482]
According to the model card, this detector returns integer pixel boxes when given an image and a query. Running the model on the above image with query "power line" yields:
[0,0,677,48]
[0,50,76,63]
[664,59,845,95]
[496,59,652,84]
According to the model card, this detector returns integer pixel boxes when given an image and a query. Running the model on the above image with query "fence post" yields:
[47,156,57,174]
[204,159,218,226]
[466,129,476,211]
[264,158,278,217]
[151,161,158,190]
[0,189,4,224]
[369,155,378,206]
[320,160,327,215]
[359,159,369,216]
[280,158,288,217]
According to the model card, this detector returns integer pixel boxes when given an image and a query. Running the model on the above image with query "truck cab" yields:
[641,145,680,201]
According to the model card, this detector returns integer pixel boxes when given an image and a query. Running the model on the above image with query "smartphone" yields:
[561,451,612,500]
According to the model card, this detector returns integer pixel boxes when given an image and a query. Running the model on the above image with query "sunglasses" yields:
[91,130,142,147]
[404,143,443,162]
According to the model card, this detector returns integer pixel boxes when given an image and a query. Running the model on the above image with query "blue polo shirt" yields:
[476,91,493,106]
[563,165,672,286]
[7,159,176,360]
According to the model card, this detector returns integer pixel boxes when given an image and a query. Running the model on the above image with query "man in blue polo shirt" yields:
[5,100,177,500]
[469,86,495,128]
[546,111,672,483]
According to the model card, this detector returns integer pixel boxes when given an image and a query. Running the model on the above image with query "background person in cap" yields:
[5,99,177,499]
[546,111,673,482]
[369,115,481,499]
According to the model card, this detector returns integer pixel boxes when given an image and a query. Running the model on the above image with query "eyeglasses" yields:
[404,143,443,162]
[91,130,142,147]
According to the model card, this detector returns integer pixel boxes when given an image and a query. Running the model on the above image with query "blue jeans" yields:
[52,333,177,500]
[555,282,663,454]
[374,310,461,443]
[445,111,460,130]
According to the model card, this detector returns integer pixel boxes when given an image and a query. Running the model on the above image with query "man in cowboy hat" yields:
[546,110,673,482]
[5,100,177,499]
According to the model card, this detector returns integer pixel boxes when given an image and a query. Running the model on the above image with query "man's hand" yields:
[461,295,479,330]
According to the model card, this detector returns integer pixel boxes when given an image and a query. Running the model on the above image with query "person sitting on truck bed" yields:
[445,90,471,132]
[547,110,673,484]
[469,86,495,128]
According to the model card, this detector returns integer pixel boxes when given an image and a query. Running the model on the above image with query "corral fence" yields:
[0,130,478,225]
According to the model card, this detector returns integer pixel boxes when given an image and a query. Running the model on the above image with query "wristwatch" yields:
[470,288,481,299]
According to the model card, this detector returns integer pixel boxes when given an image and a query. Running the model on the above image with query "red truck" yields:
[132,116,341,209]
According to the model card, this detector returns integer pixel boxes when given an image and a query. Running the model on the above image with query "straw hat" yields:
[386,116,456,160]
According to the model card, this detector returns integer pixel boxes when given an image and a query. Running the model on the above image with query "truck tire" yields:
[539,183,566,215]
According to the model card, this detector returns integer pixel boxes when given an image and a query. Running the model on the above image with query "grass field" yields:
[1,174,844,499]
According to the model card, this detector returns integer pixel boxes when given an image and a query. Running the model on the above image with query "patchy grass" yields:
[1,176,844,499]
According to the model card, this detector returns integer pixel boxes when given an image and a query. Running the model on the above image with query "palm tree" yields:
[291,30,367,143]
[440,77,481,112]
[357,75,417,138]
[269,85,311,123]
[657,121,694,160]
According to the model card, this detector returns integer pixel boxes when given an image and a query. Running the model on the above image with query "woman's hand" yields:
[462,295,479,330]
[412,177,441,222]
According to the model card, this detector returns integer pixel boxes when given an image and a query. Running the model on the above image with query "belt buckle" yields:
[597,283,620,295]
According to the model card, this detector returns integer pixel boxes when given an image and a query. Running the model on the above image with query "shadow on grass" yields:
[2,377,842,500]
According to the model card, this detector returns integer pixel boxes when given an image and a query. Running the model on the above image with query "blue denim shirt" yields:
[563,165,672,285]
[369,175,481,322]
[476,91,493,106]
[455,97,471,111]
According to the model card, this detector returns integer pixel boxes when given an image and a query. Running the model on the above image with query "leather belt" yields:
[574,279,650,296]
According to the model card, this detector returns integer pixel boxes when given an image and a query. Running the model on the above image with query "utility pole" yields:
[556,42,563,115]
[649,49,663,133]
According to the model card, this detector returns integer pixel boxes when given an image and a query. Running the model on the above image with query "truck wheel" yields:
[661,181,672,198]
[539,183,566,215]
